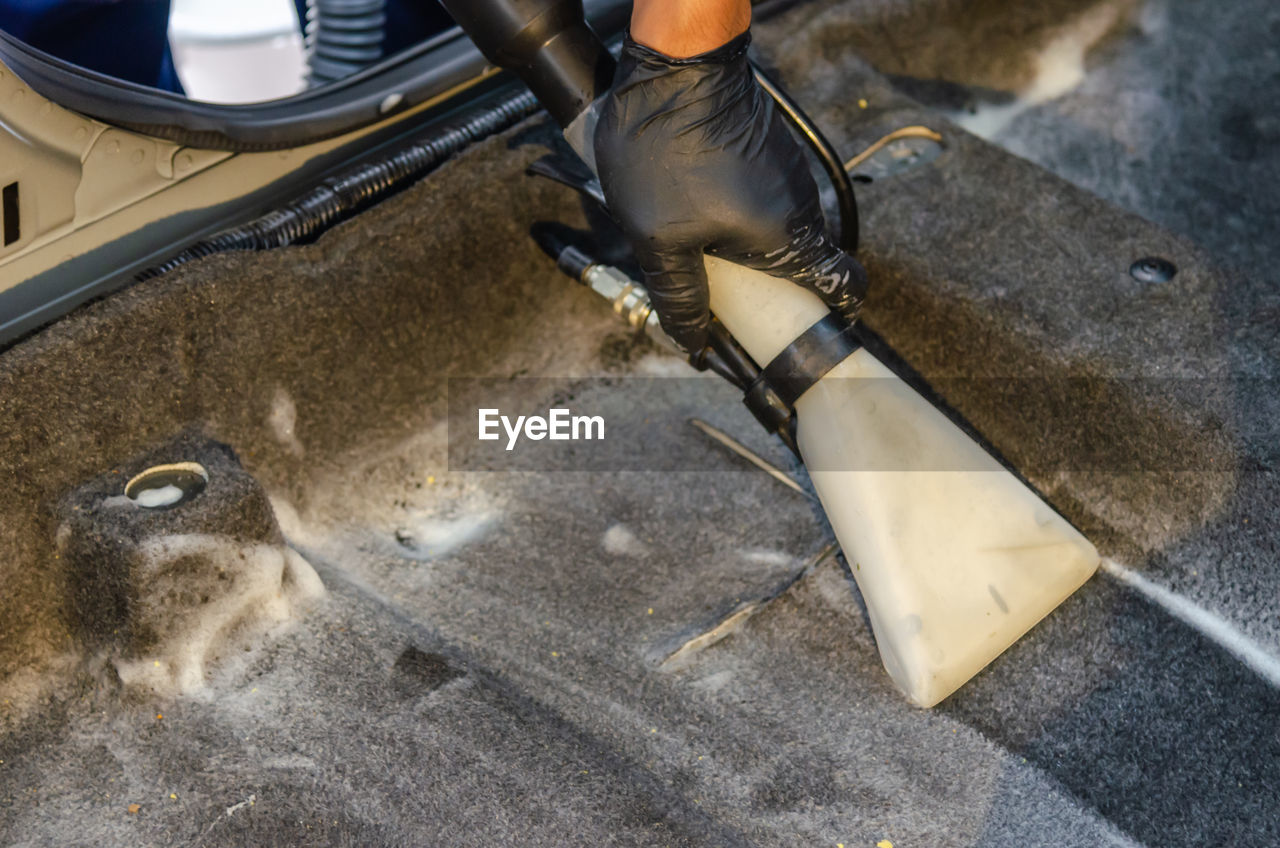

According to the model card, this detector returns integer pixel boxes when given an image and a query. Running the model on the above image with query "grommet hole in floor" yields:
[124,461,209,509]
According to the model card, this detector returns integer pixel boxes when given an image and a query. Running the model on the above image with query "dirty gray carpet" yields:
[2,0,1278,845]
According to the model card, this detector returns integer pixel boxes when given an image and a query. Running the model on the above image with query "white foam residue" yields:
[739,549,794,568]
[268,386,304,456]
[267,495,308,542]
[100,494,133,509]
[603,523,649,557]
[395,512,495,561]
[114,534,324,695]
[133,484,185,509]
[952,0,1128,138]
[691,669,736,693]
[1102,559,1280,689]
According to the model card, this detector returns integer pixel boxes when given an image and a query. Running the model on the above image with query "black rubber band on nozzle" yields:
[739,313,862,444]
[758,312,862,407]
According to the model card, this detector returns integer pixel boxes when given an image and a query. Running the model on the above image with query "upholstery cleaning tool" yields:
[442,0,1099,706]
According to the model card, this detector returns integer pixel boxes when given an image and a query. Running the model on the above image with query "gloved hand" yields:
[593,30,868,353]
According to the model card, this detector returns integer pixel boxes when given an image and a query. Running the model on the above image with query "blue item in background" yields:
[0,0,453,93]
[0,0,184,91]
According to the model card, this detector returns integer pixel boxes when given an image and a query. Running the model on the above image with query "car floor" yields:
[1,0,1278,845]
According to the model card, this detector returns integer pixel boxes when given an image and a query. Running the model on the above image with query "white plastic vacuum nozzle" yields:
[705,255,1100,707]
[548,92,1097,706]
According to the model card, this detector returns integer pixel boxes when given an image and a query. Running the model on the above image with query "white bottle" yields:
[705,256,1100,707]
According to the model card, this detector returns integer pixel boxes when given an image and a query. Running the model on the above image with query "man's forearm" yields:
[630,0,751,58]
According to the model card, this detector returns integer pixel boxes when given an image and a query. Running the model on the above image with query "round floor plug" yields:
[124,462,208,509]
[57,432,323,694]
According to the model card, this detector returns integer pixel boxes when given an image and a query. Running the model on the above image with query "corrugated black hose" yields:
[137,38,857,287]
[136,88,538,281]
[306,0,388,85]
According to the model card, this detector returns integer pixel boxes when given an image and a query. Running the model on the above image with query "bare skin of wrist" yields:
[630,0,751,58]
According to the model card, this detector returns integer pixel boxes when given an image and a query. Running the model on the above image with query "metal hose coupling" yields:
[531,226,681,354]
[585,263,656,335]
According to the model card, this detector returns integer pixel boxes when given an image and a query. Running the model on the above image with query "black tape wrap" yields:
[741,313,862,436]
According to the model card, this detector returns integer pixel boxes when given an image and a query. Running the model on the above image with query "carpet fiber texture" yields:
[1,1,1277,845]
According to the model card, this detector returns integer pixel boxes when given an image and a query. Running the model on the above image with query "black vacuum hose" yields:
[753,66,860,254]
[437,0,615,129]
[306,0,388,85]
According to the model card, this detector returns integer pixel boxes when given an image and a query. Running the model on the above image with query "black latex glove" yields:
[593,31,868,353]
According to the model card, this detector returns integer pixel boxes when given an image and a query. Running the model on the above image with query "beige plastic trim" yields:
[0,59,496,292]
